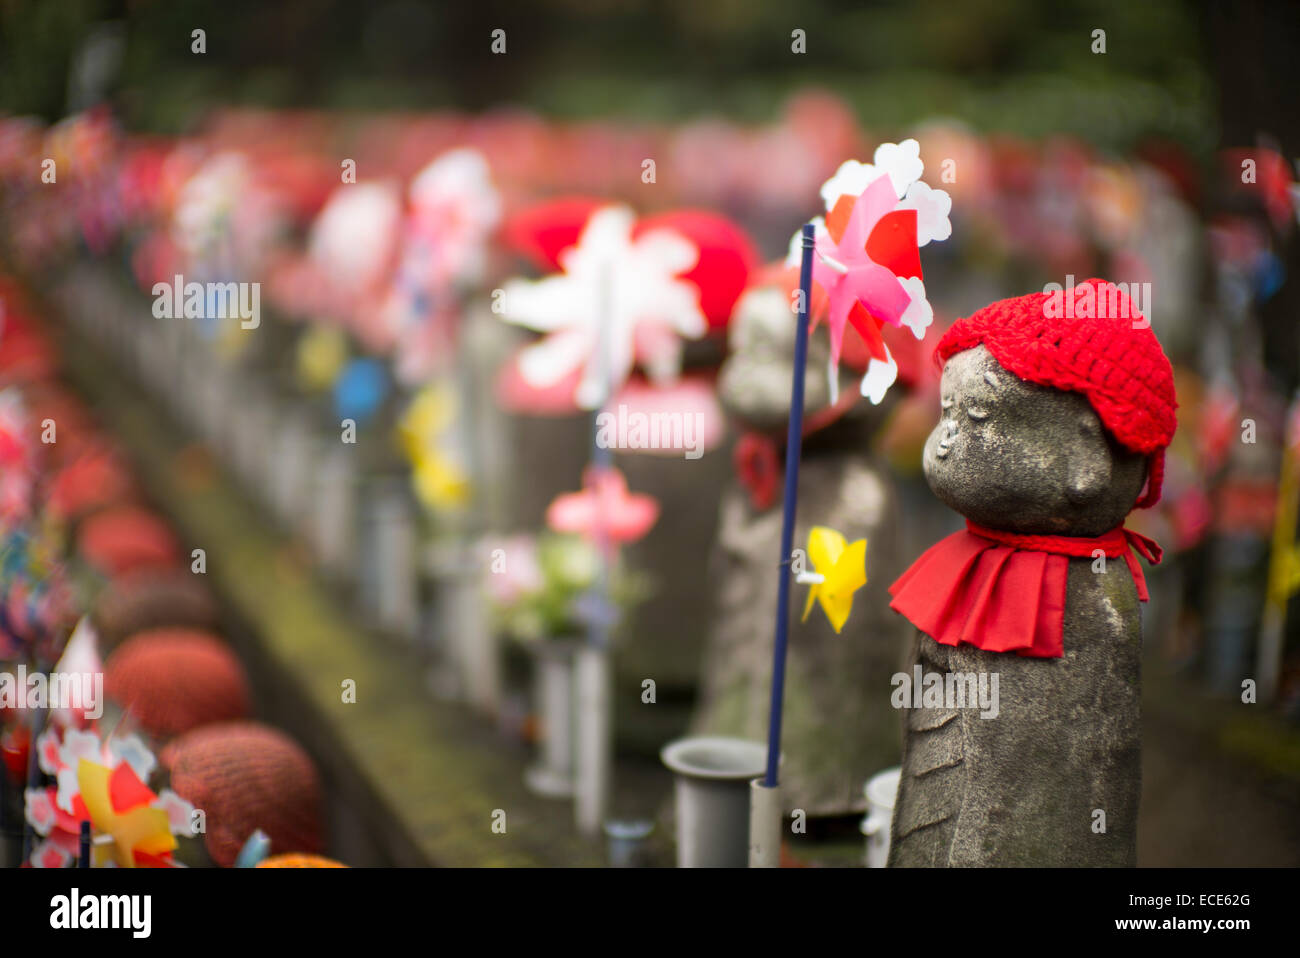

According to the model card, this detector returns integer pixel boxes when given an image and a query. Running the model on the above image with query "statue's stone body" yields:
[691,287,908,817]
[889,345,1147,866]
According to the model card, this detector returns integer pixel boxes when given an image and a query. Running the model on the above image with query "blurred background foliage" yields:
[2,0,1216,151]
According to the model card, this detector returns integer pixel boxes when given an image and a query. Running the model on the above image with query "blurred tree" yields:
[0,0,1215,153]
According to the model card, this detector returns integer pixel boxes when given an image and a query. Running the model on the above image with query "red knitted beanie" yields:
[77,506,181,580]
[936,279,1177,507]
[104,628,251,739]
[162,722,323,868]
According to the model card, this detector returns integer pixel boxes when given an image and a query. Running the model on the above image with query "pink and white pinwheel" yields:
[500,206,707,410]
[172,152,286,277]
[406,148,501,291]
[27,725,193,868]
[382,149,501,380]
[546,465,660,546]
[307,180,403,323]
[788,140,952,404]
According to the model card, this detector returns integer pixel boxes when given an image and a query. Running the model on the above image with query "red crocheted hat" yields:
[104,628,251,739]
[77,506,181,580]
[936,279,1177,507]
[162,721,323,868]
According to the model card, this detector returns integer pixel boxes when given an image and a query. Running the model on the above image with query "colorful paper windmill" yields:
[26,726,193,868]
[787,140,952,405]
[499,200,756,410]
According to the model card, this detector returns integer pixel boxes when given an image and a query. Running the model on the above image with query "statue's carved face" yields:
[923,345,1146,536]
[718,286,890,433]
[719,287,832,430]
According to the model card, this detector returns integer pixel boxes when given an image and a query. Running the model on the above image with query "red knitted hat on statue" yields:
[936,278,1177,507]
[161,722,323,868]
[104,628,251,739]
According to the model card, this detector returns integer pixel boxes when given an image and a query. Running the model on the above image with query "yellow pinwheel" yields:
[397,382,471,512]
[78,759,175,868]
[296,326,349,392]
[799,526,867,633]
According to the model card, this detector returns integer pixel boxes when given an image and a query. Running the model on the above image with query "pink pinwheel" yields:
[546,466,659,546]
[809,175,919,394]
[788,141,951,404]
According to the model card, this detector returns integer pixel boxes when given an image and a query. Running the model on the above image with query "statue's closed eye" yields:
[967,406,989,421]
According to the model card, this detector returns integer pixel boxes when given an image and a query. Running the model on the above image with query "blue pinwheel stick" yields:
[79,820,90,868]
[764,223,816,788]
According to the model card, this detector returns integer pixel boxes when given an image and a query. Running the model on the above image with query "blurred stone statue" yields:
[690,273,910,818]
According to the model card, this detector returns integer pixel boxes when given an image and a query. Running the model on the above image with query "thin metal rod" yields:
[764,223,815,788]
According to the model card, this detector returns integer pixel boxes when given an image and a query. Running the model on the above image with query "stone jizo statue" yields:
[691,275,912,818]
[887,279,1177,866]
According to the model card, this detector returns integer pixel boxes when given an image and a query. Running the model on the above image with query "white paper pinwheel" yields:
[500,206,706,410]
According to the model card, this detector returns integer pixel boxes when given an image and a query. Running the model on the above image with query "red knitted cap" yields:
[936,279,1177,507]
[104,628,251,739]
[162,721,323,867]
[77,506,181,579]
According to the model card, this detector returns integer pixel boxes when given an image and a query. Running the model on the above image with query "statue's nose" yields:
[1066,455,1112,504]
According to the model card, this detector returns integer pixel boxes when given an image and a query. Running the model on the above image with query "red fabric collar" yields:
[734,432,782,511]
[732,391,864,512]
[888,520,1162,658]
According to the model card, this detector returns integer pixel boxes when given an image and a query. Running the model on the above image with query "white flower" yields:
[152,789,197,836]
[59,727,101,769]
[309,181,402,295]
[898,277,934,339]
[37,727,64,775]
[30,838,72,868]
[501,206,706,409]
[899,180,953,246]
[785,217,828,268]
[25,788,56,835]
[860,342,898,405]
[819,140,925,208]
[108,734,156,781]
[56,766,81,815]
[872,140,925,198]
[820,160,876,209]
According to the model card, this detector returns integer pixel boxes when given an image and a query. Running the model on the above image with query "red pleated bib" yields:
[888,521,1162,658]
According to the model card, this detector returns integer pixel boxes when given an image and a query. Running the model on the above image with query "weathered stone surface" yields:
[692,452,908,816]
[889,345,1146,866]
